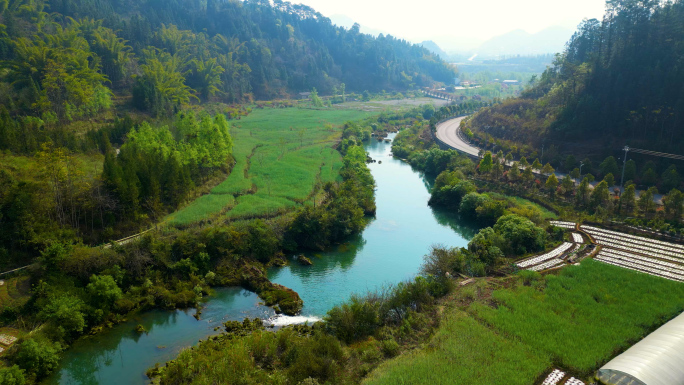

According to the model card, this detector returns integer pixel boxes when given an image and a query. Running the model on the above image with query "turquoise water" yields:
[48,136,477,385]
[268,136,478,315]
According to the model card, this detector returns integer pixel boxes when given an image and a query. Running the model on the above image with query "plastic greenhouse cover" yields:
[597,311,684,385]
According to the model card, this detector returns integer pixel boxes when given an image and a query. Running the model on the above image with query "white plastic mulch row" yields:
[565,378,585,385]
[595,254,684,282]
[516,242,574,268]
[572,233,584,243]
[589,235,684,263]
[591,233,684,260]
[528,259,565,272]
[551,221,576,229]
[0,335,17,346]
[582,226,684,254]
[541,369,565,385]
[600,249,684,275]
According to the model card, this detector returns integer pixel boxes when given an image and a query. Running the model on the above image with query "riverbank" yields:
[0,109,386,385]
[44,112,477,384]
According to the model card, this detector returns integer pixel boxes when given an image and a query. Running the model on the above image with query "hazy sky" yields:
[292,0,606,47]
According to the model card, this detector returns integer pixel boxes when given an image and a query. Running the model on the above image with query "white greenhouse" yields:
[597,311,684,385]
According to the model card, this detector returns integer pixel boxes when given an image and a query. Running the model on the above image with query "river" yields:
[47,134,478,385]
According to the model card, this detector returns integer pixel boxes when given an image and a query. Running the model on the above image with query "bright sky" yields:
[293,0,606,48]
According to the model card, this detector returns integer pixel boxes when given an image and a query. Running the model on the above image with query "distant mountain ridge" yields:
[418,28,574,61]
[476,26,573,57]
[328,14,388,37]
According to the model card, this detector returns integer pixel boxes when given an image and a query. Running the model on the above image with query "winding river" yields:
[47,134,478,385]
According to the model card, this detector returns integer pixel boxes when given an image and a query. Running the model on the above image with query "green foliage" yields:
[325,276,446,344]
[467,0,684,162]
[104,112,232,216]
[663,188,684,222]
[285,144,373,250]
[478,152,493,174]
[168,107,371,225]
[428,170,476,208]
[620,184,637,215]
[153,321,351,385]
[458,193,506,226]
[0,365,26,385]
[364,310,549,385]
[638,186,658,215]
[4,20,112,121]
[493,215,546,255]
[14,338,61,379]
[39,242,70,274]
[470,260,684,374]
[590,180,611,210]
[309,88,324,108]
[662,166,681,192]
[86,274,123,309]
[38,293,87,337]
[325,295,380,344]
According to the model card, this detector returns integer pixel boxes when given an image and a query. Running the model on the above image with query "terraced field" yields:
[166,108,374,225]
[0,276,31,309]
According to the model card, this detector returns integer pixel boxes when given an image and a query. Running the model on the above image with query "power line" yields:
[629,148,684,161]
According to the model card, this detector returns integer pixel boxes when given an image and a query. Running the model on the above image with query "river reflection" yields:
[267,136,479,316]
[48,135,478,385]
[47,289,273,385]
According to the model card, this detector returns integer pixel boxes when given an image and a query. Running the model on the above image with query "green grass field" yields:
[364,310,550,385]
[470,259,684,374]
[366,259,684,383]
[166,107,374,225]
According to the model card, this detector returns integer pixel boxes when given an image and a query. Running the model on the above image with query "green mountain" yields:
[0,0,457,110]
[467,0,684,156]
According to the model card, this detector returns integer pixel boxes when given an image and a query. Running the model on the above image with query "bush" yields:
[459,192,487,219]
[0,366,26,385]
[429,181,476,208]
[14,338,61,379]
[325,295,380,344]
[493,215,546,255]
[38,294,87,338]
[517,270,543,286]
[381,338,400,357]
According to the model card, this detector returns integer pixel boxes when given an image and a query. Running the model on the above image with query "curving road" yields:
[435,116,480,158]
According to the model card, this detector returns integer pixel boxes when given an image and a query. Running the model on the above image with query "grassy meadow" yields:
[364,310,550,385]
[166,107,375,225]
[366,259,684,383]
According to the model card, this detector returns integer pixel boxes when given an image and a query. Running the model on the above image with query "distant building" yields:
[502,80,521,86]
[298,92,311,99]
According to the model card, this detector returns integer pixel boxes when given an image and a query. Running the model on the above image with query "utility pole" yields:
[541,143,545,160]
[620,145,630,190]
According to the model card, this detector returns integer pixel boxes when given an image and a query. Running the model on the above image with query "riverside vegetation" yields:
[0,114,379,384]
[0,0,459,381]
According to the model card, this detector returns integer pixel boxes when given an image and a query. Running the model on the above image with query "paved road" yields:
[434,117,663,204]
[435,117,480,158]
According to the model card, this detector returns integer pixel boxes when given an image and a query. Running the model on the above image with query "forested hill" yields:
[467,0,684,156]
[0,0,456,106]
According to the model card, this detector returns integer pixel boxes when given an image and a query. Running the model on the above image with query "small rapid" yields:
[48,135,478,385]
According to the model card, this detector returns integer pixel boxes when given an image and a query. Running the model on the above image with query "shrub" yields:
[38,294,87,338]
[493,215,546,255]
[0,365,26,385]
[517,270,543,286]
[14,338,61,378]
[381,338,400,357]
[325,295,380,344]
